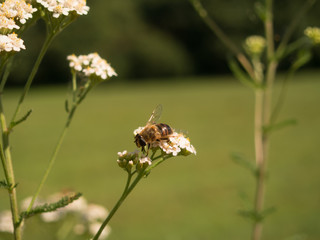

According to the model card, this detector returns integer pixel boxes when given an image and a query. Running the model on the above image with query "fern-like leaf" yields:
[18,192,82,226]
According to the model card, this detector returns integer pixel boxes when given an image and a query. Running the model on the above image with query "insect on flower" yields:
[134,105,173,154]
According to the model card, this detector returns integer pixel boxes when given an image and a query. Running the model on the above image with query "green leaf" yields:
[238,206,276,222]
[65,99,69,113]
[10,109,32,129]
[254,2,266,22]
[230,152,257,177]
[291,49,312,71]
[238,209,262,222]
[264,119,297,133]
[0,180,8,189]
[228,58,258,89]
[0,180,17,190]
[18,192,82,226]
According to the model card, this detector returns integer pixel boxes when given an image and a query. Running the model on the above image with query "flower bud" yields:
[304,27,320,45]
[136,156,152,172]
[244,35,266,56]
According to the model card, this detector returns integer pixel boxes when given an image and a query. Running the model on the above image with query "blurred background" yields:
[0,0,320,240]
[7,0,320,84]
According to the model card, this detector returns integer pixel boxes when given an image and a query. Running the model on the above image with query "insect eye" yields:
[139,138,146,147]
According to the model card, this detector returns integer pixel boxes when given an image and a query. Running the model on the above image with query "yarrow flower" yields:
[117,150,139,171]
[157,132,196,156]
[67,52,117,81]
[0,210,13,233]
[0,15,19,31]
[0,0,36,53]
[244,35,266,56]
[0,33,25,52]
[0,0,37,25]
[304,26,320,45]
[36,0,89,18]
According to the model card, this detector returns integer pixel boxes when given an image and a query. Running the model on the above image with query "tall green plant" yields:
[0,1,92,239]
[0,2,197,240]
[190,0,318,239]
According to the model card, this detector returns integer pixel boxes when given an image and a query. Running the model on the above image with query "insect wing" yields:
[147,104,162,125]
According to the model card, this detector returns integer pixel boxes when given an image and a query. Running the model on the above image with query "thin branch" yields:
[276,0,317,57]
[190,0,255,80]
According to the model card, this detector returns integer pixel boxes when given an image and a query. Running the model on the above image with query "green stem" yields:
[270,69,294,124]
[93,170,145,240]
[0,55,12,92]
[276,0,316,57]
[26,103,77,212]
[10,32,55,125]
[189,0,255,80]
[146,156,169,174]
[0,96,21,240]
[252,1,277,239]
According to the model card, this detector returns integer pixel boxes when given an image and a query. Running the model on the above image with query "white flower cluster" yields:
[36,0,89,18]
[0,0,37,52]
[67,53,117,80]
[0,0,37,25]
[117,150,152,172]
[157,132,196,156]
[19,193,111,239]
[0,210,13,233]
[0,33,25,52]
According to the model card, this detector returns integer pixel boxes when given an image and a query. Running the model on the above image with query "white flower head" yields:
[67,52,117,82]
[89,222,111,240]
[41,210,64,222]
[0,33,25,52]
[117,150,139,171]
[37,0,89,18]
[0,15,19,30]
[158,132,196,156]
[0,0,37,26]
[0,210,14,233]
[85,204,109,222]
[139,156,152,166]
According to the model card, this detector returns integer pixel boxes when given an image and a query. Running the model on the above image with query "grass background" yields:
[0,71,319,239]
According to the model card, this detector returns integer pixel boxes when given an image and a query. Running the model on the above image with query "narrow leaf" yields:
[254,2,266,21]
[0,180,8,189]
[238,209,263,222]
[238,206,276,222]
[0,180,17,190]
[18,192,82,225]
[65,99,69,113]
[264,119,297,133]
[10,109,32,129]
[291,49,312,71]
[228,58,258,89]
[230,152,257,176]
[262,206,276,218]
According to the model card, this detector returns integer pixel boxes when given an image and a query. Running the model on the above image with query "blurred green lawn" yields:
[0,72,320,240]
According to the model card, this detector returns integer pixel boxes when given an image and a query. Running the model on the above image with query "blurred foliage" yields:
[8,0,320,84]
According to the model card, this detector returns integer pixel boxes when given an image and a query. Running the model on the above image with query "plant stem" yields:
[276,0,316,57]
[10,32,55,125]
[252,90,266,240]
[93,170,145,240]
[252,1,277,239]
[26,103,77,212]
[189,0,255,80]
[0,96,21,240]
